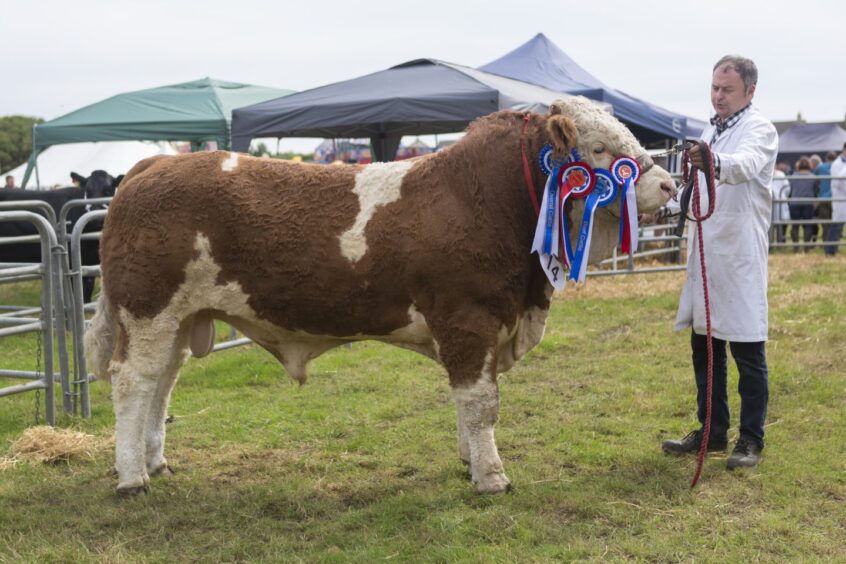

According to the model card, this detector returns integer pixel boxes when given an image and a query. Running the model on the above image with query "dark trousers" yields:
[789,204,816,250]
[825,222,844,255]
[691,331,769,448]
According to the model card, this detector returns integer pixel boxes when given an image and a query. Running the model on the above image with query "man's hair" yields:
[796,156,811,171]
[713,55,758,91]
[828,152,837,161]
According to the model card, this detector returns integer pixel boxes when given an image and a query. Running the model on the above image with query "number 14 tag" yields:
[538,252,566,290]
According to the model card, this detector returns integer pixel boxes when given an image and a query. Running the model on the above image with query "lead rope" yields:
[683,142,717,488]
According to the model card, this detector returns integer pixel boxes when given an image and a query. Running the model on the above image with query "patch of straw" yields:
[1,426,102,469]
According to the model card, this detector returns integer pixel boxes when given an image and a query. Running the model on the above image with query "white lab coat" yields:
[830,155,846,222]
[771,169,790,225]
[675,106,778,342]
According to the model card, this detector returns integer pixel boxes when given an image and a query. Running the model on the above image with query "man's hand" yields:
[688,143,705,169]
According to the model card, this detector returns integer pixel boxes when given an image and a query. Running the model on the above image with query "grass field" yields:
[1,254,844,562]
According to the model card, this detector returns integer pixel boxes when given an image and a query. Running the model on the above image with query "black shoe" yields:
[662,429,727,455]
[726,437,763,469]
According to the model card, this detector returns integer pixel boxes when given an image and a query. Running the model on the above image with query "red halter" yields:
[520,114,541,215]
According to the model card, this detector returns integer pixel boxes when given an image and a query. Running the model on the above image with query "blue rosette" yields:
[538,144,568,177]
[611,157,641,254]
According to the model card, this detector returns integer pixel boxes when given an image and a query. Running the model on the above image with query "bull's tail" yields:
[83,284,118,383]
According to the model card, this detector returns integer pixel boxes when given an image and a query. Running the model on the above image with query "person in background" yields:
[661,55,777,470]
[827,142,846,256]
[772,162,791,244]
[788,157,817,252]
[4,175,16,189]
[809,154,822,172]
[815,151,836,248]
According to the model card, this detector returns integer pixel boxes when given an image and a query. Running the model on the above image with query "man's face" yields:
[4,177,13,188]
[711,65,755,119]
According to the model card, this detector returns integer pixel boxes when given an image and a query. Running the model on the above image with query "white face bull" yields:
[86,101,677,498]
[547,97,676,264]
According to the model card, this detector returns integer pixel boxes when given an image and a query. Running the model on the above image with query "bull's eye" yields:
[592,144,606,155]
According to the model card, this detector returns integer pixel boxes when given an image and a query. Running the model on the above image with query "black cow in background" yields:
[0,170,123,303]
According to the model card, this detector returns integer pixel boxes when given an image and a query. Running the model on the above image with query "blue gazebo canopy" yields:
[479,33,704,142]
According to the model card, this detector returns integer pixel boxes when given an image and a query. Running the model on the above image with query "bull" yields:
[0,170,122,303]
[85,97,676,495]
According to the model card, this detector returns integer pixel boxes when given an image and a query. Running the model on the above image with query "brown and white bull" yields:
[85,96,675,495]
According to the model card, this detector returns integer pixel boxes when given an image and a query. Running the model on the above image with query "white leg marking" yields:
[452,353,510,494]
[111,358,158,493]
[339,160,415,263]
[221,152,239,172]
[456,402,470,465]
[144,338,190,476]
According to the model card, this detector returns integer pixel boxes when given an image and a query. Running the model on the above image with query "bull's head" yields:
[545,96,677,264]
[70,170,124,209]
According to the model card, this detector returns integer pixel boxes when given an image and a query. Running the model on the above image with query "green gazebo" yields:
[23,77,293,187]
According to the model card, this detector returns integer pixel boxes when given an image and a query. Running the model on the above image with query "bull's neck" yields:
[435,116,553,311]
[441,124,545,240]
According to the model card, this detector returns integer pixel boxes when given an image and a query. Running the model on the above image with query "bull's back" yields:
[100,152,415,332]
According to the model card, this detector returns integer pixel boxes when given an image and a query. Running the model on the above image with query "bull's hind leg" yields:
[111,318,188,495]
[144,322,191,478]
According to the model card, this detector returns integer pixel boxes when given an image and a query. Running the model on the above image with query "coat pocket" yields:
[706,212,755,257]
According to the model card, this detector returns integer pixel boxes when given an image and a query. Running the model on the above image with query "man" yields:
[662,55,778,469]
[771,162,791,244]
[4,175,16,189]
[815,152,836,238]
[828,143,846,256]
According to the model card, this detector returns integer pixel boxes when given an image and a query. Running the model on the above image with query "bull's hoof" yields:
[474,473,512,494]
[116,482,150,497]
[149,463,174,477]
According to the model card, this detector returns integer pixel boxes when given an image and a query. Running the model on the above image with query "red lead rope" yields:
[685,144,717,488]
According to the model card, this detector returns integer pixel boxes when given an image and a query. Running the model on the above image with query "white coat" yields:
[830,154,846,222]
[675,106,778,342]
[771,169,790,224]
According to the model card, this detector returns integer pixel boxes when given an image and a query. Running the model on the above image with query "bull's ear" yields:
[70,172,86,185]
[548,104,562,116]
[547,115,578,153]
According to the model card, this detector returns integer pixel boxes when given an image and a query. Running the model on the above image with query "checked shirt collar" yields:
[709,104,751,145]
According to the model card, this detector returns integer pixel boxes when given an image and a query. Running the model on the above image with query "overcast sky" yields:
[2,0,842,152]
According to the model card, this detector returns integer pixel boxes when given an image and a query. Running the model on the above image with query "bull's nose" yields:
[660,180,678,200]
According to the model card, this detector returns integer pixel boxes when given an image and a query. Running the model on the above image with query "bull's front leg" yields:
[456,403,470,467]
[451,352,510,494]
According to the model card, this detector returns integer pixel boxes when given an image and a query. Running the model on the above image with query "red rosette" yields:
[557,161,595,199]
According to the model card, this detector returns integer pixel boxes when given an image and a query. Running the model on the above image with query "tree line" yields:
[0,116,43,173]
